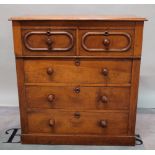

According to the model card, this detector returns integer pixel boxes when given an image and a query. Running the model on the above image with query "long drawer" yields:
[26,86,130,110]
[27,109,129,135]
[24,59,132,84]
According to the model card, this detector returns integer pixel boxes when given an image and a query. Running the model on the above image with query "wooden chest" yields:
[10,16,146,145]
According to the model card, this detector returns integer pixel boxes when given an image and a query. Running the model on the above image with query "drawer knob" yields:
[100,120,107,128]
[74,87,80,93]
[101,95,108,103]
[47,67,54,75]
[102,68,109,76]
[49,119,55,127]
[46,38,53,50]
[74,112,81,118]
[47,94,55,102]
[103,38,110,48]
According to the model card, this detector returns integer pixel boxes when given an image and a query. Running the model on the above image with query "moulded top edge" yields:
[8,15,147,21]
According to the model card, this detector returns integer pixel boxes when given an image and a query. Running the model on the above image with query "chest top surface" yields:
[9,15,147,21]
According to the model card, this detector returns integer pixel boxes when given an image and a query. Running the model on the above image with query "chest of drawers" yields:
[10,16,146,145]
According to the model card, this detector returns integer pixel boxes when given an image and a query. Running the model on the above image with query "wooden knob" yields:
[46,38,53,50]
[100,120,107,128]
[74,112,81,118]
[101,95,108,103]
[49,119,55,127]
[47,67,53,75]
[47,94,55,102]
[74,87,80,93]
[103,38,110,48]
[46,38,52,45]
[102,68,108,76]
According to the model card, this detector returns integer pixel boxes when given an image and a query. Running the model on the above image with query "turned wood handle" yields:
[46,38,53,50]
[47,67,54,75]
[101,95,108,103]
[100,120,107,128]
[102,68,109,76]
[47,94,55,102]
[74,87,80,93]
[49,119,55,127]
[103,38,110,48]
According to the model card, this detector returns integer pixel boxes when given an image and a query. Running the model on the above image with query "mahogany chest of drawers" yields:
[10,16,146,145]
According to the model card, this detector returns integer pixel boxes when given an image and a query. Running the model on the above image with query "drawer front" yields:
[27,110,129,135]
[26,86,130,110]
[22,28,76,56]
[24,59,132,84]
[79,29,134,56]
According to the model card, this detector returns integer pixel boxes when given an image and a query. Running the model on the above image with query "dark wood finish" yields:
[10,16,146,145]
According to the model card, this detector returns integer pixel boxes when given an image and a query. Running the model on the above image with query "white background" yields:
[0,4,154,108]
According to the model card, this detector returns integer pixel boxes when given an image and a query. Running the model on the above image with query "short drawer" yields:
[22,28,76,56]
[24,59,132,84]
[79,29,134,56]
[26,86,130,110]
[27,109,129,135]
